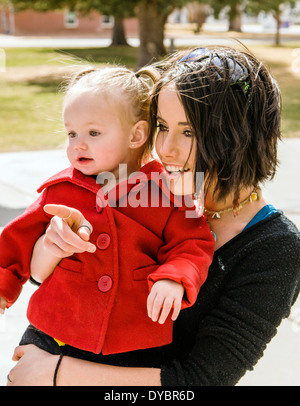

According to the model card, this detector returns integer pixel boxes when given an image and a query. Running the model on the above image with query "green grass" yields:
[274,69,300,138]
[0,80,64,151]
[0,45,299,152]
[5,46,138,68]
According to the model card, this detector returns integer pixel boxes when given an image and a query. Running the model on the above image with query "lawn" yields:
[0,44,299,152]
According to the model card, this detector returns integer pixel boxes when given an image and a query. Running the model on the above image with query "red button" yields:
[98,275,113,292]
[96,233,111,249]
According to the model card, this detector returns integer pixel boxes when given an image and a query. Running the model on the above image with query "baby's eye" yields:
[89,130,101,137]
[68,131,77,138]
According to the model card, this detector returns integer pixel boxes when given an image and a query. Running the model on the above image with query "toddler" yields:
[0,66,214,357]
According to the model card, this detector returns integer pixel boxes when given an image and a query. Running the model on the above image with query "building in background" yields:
[0,6,138,37]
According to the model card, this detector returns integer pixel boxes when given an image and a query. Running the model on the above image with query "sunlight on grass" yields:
[0,80,65,151]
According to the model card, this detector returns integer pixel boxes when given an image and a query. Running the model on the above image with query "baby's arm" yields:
[30,204,96,284]
[147,279,185,324]
[30,234,61,283]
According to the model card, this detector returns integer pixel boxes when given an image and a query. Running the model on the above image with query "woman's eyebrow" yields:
[156,115,166,123]
[156,115,189,126]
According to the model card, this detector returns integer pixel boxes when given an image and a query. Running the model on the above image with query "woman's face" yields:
[155,86,196,196]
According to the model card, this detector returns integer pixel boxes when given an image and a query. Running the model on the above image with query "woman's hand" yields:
[7,345,59,386]
[7,344,162,386]
[43,204,96,258]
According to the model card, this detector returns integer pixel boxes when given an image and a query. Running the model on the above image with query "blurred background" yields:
[0,0,299,386]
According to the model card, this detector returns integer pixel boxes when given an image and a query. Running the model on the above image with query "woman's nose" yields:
[158,133,179,158]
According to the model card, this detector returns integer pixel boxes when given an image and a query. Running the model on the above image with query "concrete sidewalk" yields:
[0,139,299,386]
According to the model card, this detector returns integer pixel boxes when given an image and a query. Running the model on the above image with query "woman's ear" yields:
[130,120,149,149]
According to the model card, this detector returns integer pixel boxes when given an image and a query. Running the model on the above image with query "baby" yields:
[0,66,214,357]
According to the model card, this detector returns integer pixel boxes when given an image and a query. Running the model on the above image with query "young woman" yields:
[7,45,300,386]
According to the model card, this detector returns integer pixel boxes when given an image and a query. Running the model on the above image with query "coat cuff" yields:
[0,267,23,307]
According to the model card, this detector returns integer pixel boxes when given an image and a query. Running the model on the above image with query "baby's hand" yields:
[0,296,7,314]
[147,279,184,324]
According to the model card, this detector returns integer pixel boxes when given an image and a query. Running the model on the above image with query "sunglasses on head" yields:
[178,48,251,98]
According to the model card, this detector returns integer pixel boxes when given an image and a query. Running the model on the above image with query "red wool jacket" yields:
[0,160,214,354]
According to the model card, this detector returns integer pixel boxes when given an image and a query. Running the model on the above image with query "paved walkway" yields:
[0,139,299,386]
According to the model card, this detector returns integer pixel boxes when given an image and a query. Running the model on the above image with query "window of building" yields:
[64,11,78,29]
[101,15,114,27]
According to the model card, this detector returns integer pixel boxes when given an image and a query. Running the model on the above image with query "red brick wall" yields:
[13,10,102,35]
[0,8,139,37]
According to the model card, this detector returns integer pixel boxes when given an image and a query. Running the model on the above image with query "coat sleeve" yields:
[0,189,50,307]
[147,207,215,308]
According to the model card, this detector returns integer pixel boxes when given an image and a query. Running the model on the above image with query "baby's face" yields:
[63,90,135,179]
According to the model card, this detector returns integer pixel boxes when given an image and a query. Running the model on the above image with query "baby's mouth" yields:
[78,157,92,162]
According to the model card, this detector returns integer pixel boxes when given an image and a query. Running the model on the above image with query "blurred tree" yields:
[136,0,190,67]
[187,1,211,33]
[8,0,191,65]
[210,0,244,31]
[247,0,296,44]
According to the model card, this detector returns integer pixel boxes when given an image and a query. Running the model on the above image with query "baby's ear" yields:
[129,120,149,149]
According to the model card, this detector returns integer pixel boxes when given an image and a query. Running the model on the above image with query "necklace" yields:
[204,187,261,220]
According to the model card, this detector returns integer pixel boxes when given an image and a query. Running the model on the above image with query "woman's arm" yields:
[8,345,161,386]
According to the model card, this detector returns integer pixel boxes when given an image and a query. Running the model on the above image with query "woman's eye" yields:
[184,129,193,138]
[90,130,101,137]
[156,123,168,132]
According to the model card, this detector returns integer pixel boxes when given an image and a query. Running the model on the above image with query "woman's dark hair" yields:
[149,45,282,206]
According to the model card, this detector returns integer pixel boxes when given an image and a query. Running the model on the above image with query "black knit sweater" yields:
[28,212,300,385]
[159,212,300,385]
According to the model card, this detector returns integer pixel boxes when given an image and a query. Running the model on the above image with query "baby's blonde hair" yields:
[64,65,160,164]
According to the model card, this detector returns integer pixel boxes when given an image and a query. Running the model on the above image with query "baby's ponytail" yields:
[135,66,161,86]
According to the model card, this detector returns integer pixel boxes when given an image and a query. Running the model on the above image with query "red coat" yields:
[0,160,214,354]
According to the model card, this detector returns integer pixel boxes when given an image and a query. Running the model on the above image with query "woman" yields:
[7,45,300,386]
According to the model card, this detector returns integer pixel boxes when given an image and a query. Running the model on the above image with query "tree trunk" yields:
[187,2,208,34]
[111,17,129,46]
[274,10,281,45]
[137,2,167,68]
[228,3,242,32]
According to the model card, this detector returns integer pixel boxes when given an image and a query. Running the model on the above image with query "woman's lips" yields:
[164,165,191,181]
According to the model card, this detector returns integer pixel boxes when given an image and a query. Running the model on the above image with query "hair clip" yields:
[178,48,211,63]
[179,48,251,98]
